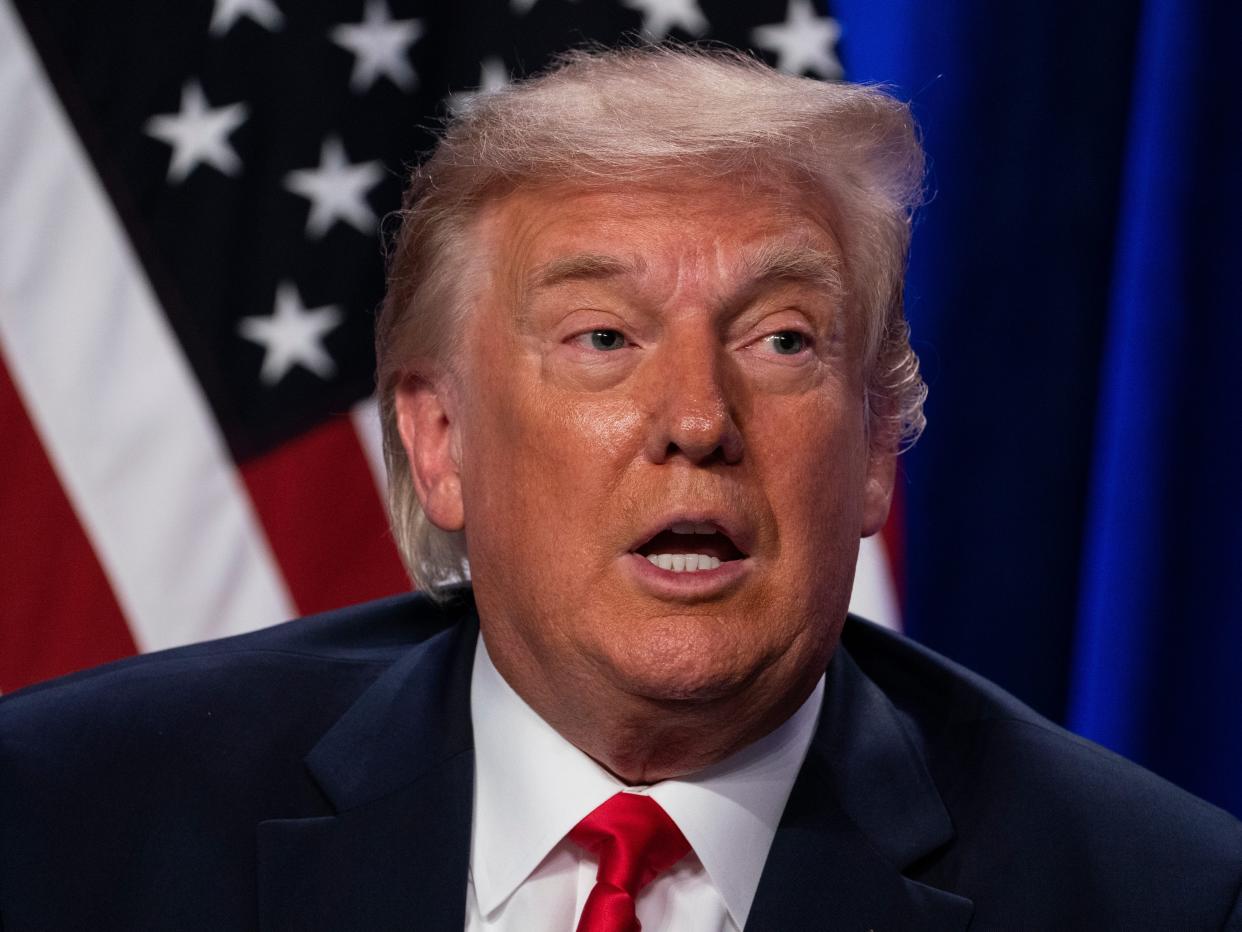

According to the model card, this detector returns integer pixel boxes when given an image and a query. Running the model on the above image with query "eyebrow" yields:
[528,253,636,291]
[523,242,844,301]
[741,241,845,298]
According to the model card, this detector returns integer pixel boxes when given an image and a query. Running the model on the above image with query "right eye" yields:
[763,331,808,355]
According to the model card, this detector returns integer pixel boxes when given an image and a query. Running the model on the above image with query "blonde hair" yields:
[376,45,927,595]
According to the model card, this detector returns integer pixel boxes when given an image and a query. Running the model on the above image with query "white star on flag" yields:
[209,0,284,36]
[448,57,510,112]
[622,0,708,39]
[238,283,344,385]
[752,0,843,79]
[284,137,384,238]
[144,82,249,183]
[330,0,423,93]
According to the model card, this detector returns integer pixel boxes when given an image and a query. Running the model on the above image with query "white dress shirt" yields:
[465,636,824,931]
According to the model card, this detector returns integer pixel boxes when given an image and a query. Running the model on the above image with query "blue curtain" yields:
[835,0,1242,816]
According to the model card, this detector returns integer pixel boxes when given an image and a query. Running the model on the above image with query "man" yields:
[1,47,1240,931]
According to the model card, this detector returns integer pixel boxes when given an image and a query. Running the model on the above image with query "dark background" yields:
[837,0,1242,816]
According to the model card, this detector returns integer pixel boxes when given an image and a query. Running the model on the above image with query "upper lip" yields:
[627,510,754,557]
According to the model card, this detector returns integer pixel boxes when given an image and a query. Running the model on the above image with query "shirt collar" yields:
[469,634,824,929]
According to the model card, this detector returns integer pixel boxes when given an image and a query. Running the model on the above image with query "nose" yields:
[644,336,744,466]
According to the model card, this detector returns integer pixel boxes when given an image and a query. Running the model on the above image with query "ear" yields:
[394,373,465,533]
[860,445,897,538]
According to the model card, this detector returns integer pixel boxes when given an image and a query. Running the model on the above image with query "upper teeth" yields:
[670,522,717,535]
[646,553,722,572]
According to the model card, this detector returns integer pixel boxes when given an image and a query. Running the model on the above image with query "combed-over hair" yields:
[376,45,927,595]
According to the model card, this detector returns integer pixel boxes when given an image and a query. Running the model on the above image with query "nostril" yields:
[664,412,742,462]
[664,441,730,466]
[647,403,744,466]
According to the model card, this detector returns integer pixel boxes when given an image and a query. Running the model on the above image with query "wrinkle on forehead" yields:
[479,180,848,322]
[517,239,846,331]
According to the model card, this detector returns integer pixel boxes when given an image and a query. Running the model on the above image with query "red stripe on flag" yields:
[0,352,138,692]
[240,415,410,616]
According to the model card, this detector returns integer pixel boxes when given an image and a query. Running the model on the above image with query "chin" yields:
[591,612,771,704]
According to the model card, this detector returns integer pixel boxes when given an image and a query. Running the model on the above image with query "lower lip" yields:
[622,551,751,600]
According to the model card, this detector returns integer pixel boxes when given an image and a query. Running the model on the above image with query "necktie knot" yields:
[569,792,691,932]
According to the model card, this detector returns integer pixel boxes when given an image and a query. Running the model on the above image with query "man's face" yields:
[406,178,893,720]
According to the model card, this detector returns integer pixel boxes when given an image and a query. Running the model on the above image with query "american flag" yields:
[0,0,899,693]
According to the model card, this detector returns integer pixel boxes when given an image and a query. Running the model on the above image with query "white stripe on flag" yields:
[849,533,901,631]
[351,395,387,495]
[0,0,295,651]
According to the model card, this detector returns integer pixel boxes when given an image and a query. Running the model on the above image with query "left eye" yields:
[764,331,807,355]
[582,329,627,351]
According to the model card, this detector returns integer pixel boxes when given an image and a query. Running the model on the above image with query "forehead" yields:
[473,177,844,287]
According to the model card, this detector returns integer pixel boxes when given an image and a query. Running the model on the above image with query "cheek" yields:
[529,397,648,535]
[750,392,869,536]
[564,400,644,460]
[468,321,642,460]
[463,380,645,535]
[509,391,645,481]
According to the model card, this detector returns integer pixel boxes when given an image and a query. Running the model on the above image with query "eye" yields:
[582,329,628,351]
[763,331,808,355]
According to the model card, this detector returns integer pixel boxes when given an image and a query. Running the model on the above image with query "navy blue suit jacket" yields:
[2,590,1240,930]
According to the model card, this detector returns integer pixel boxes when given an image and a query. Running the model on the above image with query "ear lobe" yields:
[394,374,465,532]
[861,448,897,538]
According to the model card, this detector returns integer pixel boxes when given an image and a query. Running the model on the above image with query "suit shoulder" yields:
[841,616,1242,855]
[843,618,1242,925]
[840,613,1052,727]
[0,590,476,929]
[0,590,467,738]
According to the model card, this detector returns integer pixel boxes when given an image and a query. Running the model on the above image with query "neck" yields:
[485,635,827,784]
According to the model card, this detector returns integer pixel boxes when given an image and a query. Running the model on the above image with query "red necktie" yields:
[568,792,691,932]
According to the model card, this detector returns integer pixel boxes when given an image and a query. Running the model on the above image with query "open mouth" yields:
[633,521,747,574]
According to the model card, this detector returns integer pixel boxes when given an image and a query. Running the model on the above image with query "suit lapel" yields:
[254,605,972,930]
[746,633,974,931]
[257,608,479,932]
